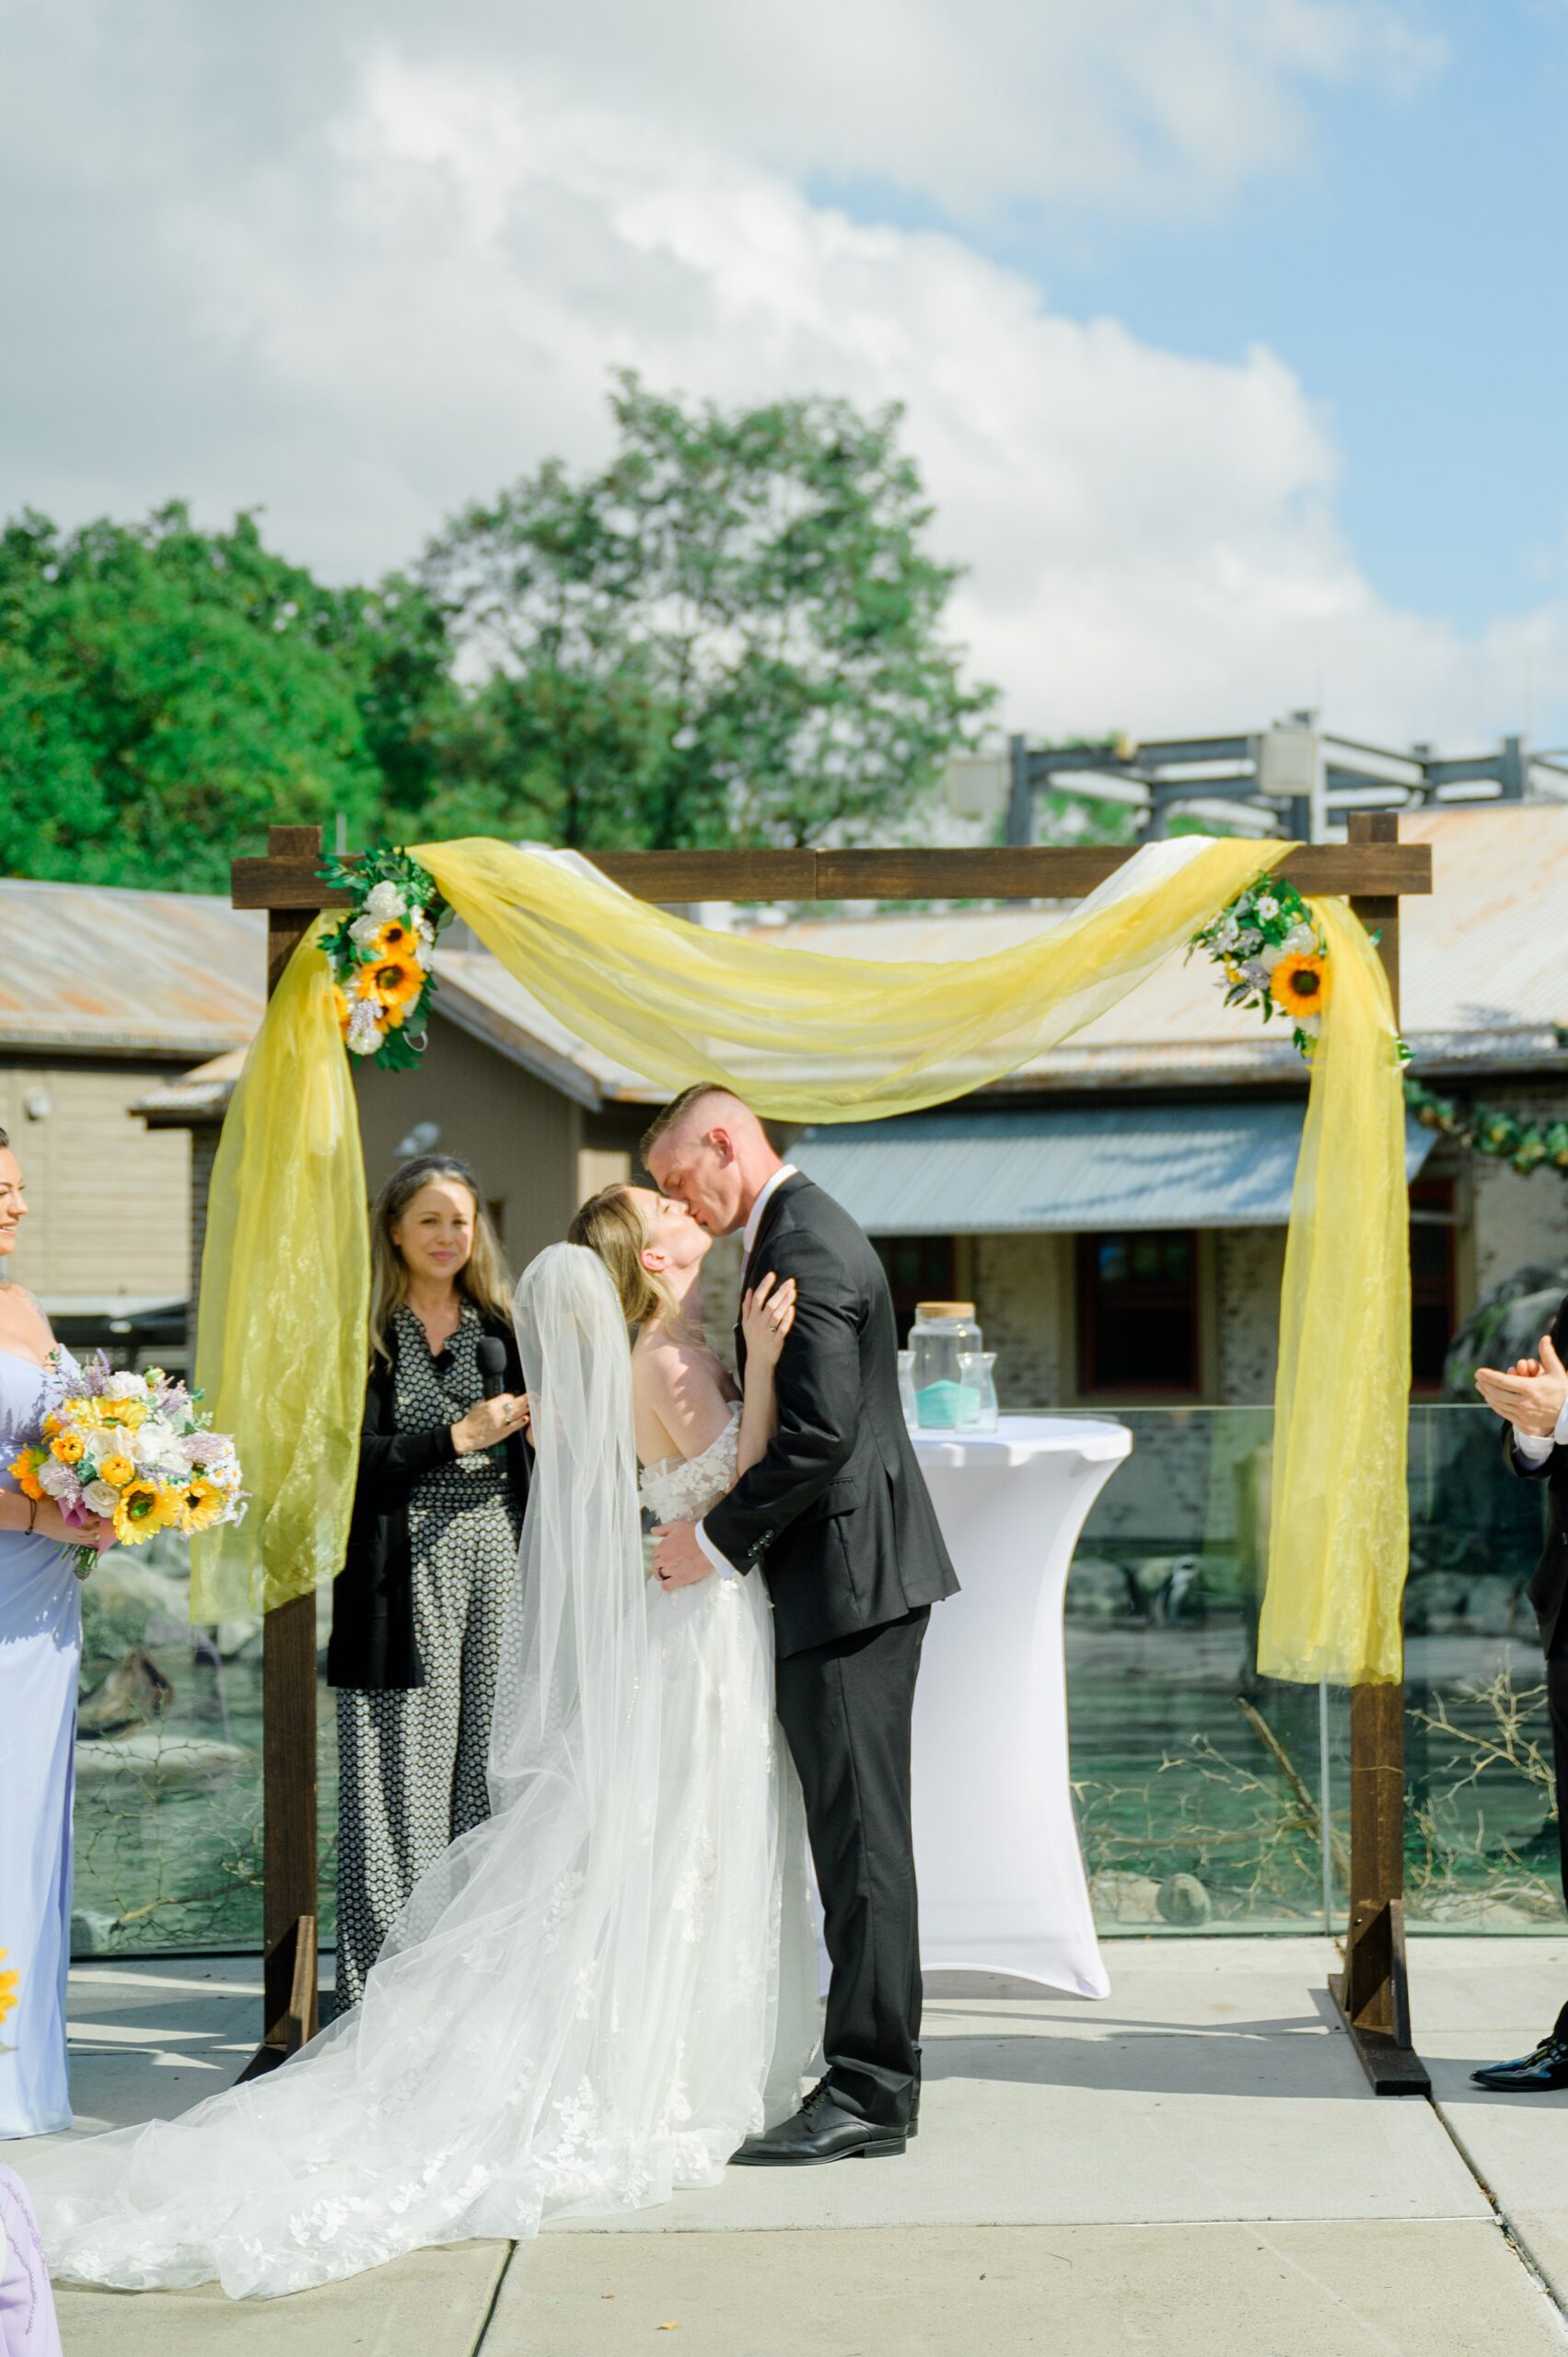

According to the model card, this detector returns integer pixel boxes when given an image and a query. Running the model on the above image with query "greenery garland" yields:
[1403,1078,1568,1177]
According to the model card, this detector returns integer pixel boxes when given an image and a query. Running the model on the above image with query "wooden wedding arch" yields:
[230,811,1433,2096]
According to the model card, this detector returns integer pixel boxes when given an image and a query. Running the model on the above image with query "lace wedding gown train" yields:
[29,1248,819,2298]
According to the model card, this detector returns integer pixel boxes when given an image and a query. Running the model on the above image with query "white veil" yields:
[31,1241,816,2297]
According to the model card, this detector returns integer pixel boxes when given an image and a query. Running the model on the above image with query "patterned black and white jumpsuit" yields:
[334,1303,523,2010]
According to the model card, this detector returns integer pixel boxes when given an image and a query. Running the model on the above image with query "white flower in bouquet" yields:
[1241,958,1273,986]
[1213,915,1240,952]
[1237,928,1263,955]
[134,1421,187,1473]
[364,881,404,922]
[100,1370,146,1401]
[1256,895,1281,923]
[348,913,383,949]
[84,1478,121,1515]
[37,1457,78,1498]
[1281,922,1318,958]
[346,1003,385,1058]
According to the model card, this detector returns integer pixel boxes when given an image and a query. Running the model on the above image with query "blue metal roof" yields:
[790,1103,1437,1234]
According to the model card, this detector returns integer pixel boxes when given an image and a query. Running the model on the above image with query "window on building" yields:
[1077,1229,1200,1396]
[872,1236,958,1346]
[1410,1176,1458,1395]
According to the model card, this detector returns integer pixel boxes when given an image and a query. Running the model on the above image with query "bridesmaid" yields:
[0,1132,110,2139]
[328,1157,531,2012]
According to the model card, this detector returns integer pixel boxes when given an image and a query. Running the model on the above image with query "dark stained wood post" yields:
[238,824,323,2078]
[1333,810,1429,2094]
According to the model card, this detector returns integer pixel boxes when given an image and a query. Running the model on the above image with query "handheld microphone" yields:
[476,1336,508,1399]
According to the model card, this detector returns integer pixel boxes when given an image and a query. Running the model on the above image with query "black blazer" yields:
[327,1308,529,1691]
[703,1173,958,1658]
[1502,1287,1568,1660]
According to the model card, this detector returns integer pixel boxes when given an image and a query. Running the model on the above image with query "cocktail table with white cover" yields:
[911,1413,1132,1999]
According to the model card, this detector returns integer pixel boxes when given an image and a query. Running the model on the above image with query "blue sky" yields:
[828,0,1568,668]
[3,1,1564,748]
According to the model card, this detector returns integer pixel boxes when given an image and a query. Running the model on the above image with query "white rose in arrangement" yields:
[101,1370,147,1401]
[364,881,404,921]
[84,1479,121,1515]
[38,1457,77,1497]
[1282,923,1318,958]
[348,913,382,949]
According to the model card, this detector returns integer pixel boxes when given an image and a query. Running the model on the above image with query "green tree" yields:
[0,505,454,892]
[421,375,993,851]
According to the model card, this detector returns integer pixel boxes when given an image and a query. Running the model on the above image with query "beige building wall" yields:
[1214,1227,1288,1404]
[1467,1083,1568,1295]
[354,1018,587,1281]
[0,1059,192,1303]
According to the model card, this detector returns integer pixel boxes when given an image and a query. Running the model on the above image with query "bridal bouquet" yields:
[8,1357,247,1578]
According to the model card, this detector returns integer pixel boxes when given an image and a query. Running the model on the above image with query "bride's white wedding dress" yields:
[29,1247,819,2298]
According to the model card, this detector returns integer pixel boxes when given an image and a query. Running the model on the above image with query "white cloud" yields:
[2,3,1562,756]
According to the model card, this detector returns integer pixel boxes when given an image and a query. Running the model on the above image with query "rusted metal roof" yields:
[747,805,1568,1088]
[0,880,266,1056]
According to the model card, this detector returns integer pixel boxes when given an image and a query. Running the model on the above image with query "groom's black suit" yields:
[703,1173,958,2128]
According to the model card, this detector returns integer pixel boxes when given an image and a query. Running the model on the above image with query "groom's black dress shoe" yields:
[731,2081,908,2165]
[1471,2036,1568,2093]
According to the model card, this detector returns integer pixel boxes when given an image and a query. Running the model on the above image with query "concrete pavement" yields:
[14,1940,1568,2353]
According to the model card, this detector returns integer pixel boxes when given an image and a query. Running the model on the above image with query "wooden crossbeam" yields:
[231,839,1433,912]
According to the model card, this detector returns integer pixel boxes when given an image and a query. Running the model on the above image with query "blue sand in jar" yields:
[915,1379,964,1430]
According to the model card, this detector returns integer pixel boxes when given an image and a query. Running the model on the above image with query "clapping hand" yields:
[1475,1333,1568,1437]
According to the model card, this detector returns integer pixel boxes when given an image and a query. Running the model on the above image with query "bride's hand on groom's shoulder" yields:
[741,1272,796,1370]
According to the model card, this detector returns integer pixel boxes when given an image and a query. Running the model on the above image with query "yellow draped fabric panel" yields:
[1258,897,1410,1684]
[190,832,1410,1685]
[189,919,370,1621]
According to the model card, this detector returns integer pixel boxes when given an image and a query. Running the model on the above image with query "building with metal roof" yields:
[8,800,1568,1401]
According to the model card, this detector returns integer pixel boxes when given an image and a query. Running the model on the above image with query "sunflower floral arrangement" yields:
[8,1356,247,1579]
[319,845,449,1072]
[1189,874,1330,1060]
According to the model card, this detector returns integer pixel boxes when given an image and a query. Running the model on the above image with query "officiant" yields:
[328,1156,531,2012]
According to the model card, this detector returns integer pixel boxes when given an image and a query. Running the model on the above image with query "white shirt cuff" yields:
[694,1519,738,1579]
[1516,1399,1568,1458]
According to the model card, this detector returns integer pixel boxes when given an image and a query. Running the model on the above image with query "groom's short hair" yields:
[641,1084,750,1163]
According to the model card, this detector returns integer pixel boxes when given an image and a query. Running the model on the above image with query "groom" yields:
[647,1086,958,2164]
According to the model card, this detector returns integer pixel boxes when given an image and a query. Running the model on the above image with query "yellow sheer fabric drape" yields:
[190,919,370,1621]
[1258,898,1410,1683]
[191,833,1409,1684]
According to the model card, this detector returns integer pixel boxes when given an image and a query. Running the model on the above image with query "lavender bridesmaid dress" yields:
[0,1351,80,2140]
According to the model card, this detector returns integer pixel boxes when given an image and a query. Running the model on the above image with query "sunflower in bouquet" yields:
[8,1357,248,1579]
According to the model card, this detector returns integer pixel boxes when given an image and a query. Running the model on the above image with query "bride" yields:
[29,1197,819,2298]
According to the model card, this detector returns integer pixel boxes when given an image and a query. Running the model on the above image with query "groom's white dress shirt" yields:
[692,1165,798,1579]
